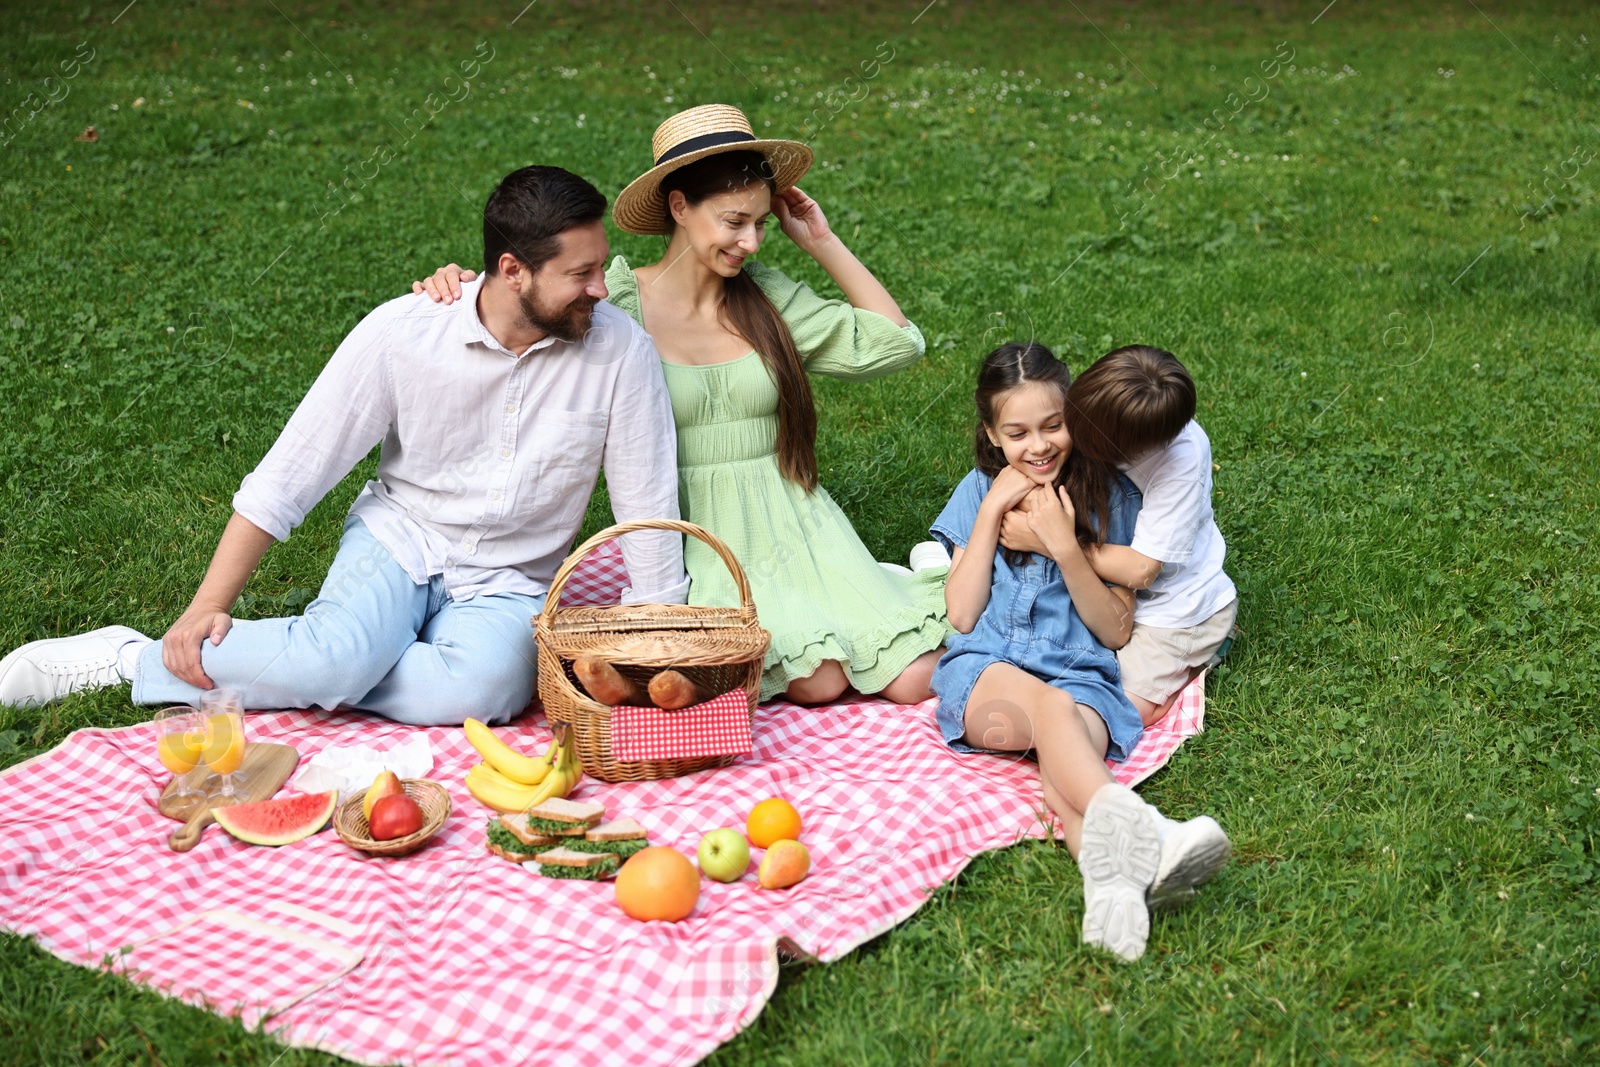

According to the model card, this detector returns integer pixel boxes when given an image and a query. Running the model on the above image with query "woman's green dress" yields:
[606,255,951,700]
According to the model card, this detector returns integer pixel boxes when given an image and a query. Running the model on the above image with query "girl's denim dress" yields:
[929,468,1145,761]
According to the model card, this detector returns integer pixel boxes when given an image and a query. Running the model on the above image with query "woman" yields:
[417,105,947,704]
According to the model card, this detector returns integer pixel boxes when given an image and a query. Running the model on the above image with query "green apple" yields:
[697,828,751,882]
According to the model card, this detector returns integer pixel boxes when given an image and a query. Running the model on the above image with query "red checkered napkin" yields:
[610,689,752,762]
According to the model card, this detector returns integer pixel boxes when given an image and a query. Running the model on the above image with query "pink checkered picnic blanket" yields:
[109,906,365,1029]
[0,677,1207,1067]
[556,538,629,607]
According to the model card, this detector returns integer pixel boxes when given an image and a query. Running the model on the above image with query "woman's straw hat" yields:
[613,104,813,235]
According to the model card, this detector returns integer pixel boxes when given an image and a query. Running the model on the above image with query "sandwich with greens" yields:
[535,846,620,880]
[523,797,606,836]
[485,814,561,864]
[565,817,649,860]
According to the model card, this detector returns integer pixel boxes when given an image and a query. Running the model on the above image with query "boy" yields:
[1057,345,1238,727]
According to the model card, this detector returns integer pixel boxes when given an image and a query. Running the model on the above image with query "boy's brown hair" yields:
[1065,345,1196,465]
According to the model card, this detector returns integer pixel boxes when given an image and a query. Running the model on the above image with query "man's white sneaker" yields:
[1147,815,1231,913]
[1079,783,1161,962]
[0,626,151,707]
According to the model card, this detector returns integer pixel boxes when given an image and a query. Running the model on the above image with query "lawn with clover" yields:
[1,1,1598,1063]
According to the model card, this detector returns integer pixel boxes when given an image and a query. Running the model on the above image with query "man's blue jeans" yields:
[132,516,544,725]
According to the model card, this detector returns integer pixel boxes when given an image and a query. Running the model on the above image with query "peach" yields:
[757,839,810,890]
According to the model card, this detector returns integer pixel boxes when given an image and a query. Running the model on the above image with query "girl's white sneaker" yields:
[1147,815,1231,913]
[908,540,952,572]
[0,626,150,707]
[1078,783,1161,962]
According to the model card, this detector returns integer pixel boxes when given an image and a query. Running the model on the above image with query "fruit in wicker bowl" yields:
[336,778,450,856]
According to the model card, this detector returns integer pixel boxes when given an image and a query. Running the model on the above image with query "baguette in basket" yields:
[647,669,711,710]
[571,656,715,711]
[572,656,646,706]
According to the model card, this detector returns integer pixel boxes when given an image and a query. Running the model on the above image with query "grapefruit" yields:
[615,847,699,922]
[746,798,802,848]
[213,790,338,846]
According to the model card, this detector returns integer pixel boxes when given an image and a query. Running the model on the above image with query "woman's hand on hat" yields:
[773,186,832,252]
[412,263,476,304]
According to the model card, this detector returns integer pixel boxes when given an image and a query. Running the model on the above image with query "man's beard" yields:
[518,284,597,343]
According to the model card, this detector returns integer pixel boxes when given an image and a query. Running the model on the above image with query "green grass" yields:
[3,0,1599,1062]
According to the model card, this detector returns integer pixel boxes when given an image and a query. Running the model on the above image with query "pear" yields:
[757,839,810,890]
[362,769,405,823]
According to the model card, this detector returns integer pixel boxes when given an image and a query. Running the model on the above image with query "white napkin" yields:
[293,735,434,801]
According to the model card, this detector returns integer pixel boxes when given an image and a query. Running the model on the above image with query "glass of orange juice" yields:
[200,688,247,800]
[154,705,204,801]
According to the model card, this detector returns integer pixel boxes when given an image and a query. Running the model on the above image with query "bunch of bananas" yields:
[462,718,582,814]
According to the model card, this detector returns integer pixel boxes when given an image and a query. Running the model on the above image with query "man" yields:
[0,166,686,725]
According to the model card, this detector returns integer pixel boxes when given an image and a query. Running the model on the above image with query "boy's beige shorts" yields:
[1117,600,1239,705]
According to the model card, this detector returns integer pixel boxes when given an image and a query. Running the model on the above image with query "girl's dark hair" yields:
[482,165,607,275]
[661,150,818,491]
[1065,345,1195,465]
[974,341,1116,548]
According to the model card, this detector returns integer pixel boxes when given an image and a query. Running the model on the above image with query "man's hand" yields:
[161,602,234,689]
[164,513,275,690]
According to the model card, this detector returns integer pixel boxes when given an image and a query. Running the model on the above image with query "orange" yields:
[615,847,700,922]
[746,797,802,849]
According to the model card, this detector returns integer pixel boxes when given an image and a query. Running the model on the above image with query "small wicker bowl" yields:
[334,778,451,857]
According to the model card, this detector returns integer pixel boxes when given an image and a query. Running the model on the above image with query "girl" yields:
[416,105,948,706]
[930,342,1229,962]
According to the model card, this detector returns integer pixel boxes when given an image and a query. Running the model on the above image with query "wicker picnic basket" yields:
[535,519,770,783]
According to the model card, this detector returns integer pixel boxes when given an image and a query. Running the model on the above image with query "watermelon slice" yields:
[213,790,338,846]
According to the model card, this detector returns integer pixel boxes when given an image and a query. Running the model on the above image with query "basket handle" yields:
[538,519,756,627]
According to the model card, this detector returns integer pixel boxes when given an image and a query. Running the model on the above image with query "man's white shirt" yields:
[234,276,688,604]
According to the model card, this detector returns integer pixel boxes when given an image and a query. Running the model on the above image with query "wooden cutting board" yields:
[158,742,300,852]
